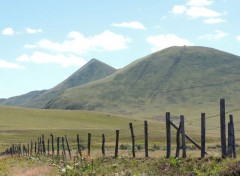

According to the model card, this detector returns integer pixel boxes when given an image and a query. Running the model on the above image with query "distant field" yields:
[0,106,165,150]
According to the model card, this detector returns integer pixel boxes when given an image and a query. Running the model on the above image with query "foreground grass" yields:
[1,155,240,176]
[0,155,58,176]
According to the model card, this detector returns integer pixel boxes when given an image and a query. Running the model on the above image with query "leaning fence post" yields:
[115,130,119,158]
[180,115,186,158]
[88,133,91,157]
[102,134,105,156]
[62,137,66,159]
[65,135,71,159]
[129,123,135,158]
[201,113,206,158]
[166,112,171,158]
[144,120,148,158]
[220,99,227,158]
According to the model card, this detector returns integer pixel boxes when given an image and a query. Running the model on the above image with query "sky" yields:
[0,0,239,98]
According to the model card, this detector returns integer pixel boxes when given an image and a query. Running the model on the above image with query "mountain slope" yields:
[44,46,240,116]
[1,59,116,108]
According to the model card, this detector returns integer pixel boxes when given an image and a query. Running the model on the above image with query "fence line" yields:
[1,99,238,160]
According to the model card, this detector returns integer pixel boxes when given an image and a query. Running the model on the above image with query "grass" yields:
[0,106,168,150]
[0,105,240,175]
[42,46,240,119]
[1,104,239,153]
[2,155,240,175]
[0,156,58,176]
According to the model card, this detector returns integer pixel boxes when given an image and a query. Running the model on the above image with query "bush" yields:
[120,144,130,150]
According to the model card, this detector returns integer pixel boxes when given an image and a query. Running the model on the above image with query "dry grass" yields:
[11,165,56,176]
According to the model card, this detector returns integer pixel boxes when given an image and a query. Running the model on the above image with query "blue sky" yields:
[0,0,239,98]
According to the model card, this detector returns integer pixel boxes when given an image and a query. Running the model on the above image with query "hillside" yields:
[44,46,240,117]
[0,59,116,108]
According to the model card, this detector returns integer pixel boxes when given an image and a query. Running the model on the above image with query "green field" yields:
[1,103,240,156]
[0,106,167,151]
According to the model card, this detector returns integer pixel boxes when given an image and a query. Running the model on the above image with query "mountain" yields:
[44,46,240,116]
[1,59,116,108]
[0,98,6,104]
[0,90,47,107]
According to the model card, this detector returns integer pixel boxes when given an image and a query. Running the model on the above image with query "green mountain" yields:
[44,46,240,117]
[1,58,116,108]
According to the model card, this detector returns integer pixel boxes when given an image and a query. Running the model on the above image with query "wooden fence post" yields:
[34,142,37,155]
[19,143,22,156]
[42,134,46,154]
[230,115,236,158]
[115,130,119,158]
[65,135,71,159]
[77,134,82,157]
[144,120,148,158]
[102,134,105,156]
[229,115,236,158]
[57,137,60,156]
[175,123,181,158]
[201,113,206,158]
[37,138,39,154]
[27,144,30,156]
[166,112,171,158]
[180,115,186,158]
[129,123,135,158]
[39,137,42,154]
[62,137,66,159]
[50,134,54,156]
[47,139,50,155]
[30,140,33,156]
[228,122,232,157]
[220,99,227,158]
[88,133,91,157]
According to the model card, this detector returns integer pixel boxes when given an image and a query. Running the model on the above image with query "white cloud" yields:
[146,34,193,51]
[172,5,187,15]
[34,30,131,54]
[186,6,221,18]
[16,52,87,67]
[236,36,240,41]
[187,0,213,7]
[198,30,229,40]
[1,27,15,36]
[0,59,24,69]
[204,18,226,24]
[26,28,42,34]
[171,0,225,23]
[112,21,146,30]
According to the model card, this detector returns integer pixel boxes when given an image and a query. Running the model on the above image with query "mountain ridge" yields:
[2,46,240,117]
[44,46,240,116]
[0,58,116,108]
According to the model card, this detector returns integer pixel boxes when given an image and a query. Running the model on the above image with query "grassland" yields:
[1,105,240,175]
[1,104,240,154]
[0,106,168,151]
